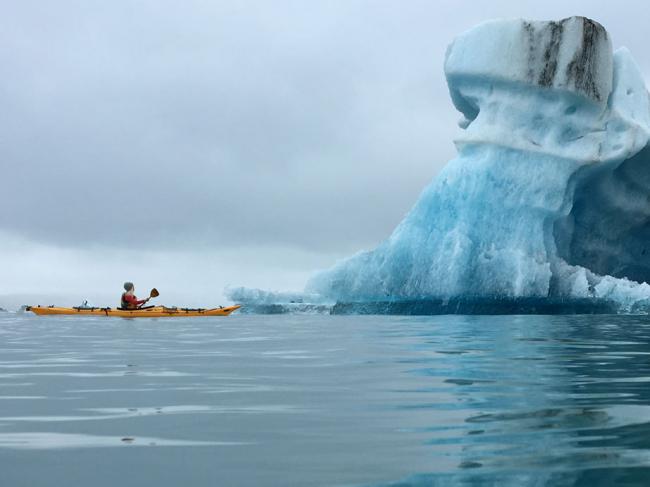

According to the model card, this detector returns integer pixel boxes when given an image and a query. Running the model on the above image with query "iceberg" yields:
[233,17,650,314]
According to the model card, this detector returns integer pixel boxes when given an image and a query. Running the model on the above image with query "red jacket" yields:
[121,293,146,309]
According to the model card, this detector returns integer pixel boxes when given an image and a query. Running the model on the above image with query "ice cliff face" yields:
[304,17,650,312]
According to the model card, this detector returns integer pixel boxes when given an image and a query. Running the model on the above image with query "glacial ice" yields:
[232,17,650,314]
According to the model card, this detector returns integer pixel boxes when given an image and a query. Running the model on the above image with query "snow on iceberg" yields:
[234,17,650,314]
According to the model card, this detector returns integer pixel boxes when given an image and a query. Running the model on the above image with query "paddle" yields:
[140,288,159,308]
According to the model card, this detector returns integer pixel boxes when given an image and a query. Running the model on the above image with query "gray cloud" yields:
[2,0,649,257]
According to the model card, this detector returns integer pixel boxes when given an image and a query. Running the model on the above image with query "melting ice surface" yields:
[231,16,650,314]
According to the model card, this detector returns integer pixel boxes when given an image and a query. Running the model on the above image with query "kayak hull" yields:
[29,305,241,318]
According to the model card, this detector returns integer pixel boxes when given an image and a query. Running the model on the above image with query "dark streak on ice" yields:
[566,17,607,101]
[524,17,607,102]
[538,20,566,87]
[523,22,536,82]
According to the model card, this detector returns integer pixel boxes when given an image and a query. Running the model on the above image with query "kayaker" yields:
[121,282,150,310]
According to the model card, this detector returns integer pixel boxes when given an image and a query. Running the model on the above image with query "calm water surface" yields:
[1,313,650,486]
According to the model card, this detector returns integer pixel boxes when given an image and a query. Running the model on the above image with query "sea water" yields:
[1,313,650,486]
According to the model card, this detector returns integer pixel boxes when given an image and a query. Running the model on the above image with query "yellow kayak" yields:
[28,305,241,318]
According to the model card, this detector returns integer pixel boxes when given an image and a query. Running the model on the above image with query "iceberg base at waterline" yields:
[225,288,635,315]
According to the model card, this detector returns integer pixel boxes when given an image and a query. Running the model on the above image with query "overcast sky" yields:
[2,0,649,307]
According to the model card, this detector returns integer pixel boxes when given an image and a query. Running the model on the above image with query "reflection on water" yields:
[0,432,242,449]
[1,313,650,486]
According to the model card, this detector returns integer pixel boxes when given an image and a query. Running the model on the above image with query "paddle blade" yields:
[149,288,160,298]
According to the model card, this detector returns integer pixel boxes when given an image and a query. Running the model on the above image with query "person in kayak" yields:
[121,282,150,309]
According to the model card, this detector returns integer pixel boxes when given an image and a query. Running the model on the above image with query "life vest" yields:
[121,292,133,309]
